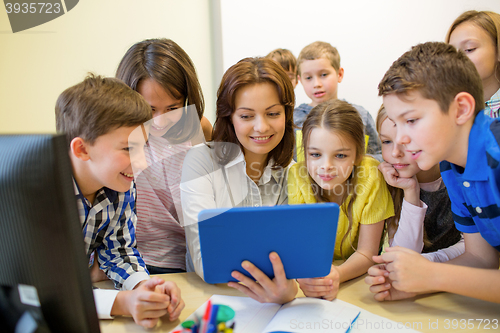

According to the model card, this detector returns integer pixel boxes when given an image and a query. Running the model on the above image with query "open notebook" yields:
[170,295,360,333]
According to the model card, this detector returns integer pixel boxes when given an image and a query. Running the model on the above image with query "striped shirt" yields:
[440,111,500,252]
[135,135,191,270]
[485,88,500,119]
[74,179,149,290]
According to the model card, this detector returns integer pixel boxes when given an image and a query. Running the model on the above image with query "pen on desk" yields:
[200,299,212,333]
[206,304,219,333]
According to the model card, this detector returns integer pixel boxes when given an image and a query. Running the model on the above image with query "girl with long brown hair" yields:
[288,99,394,301]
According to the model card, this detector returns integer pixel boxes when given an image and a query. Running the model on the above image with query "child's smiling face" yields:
[306,127,357,195]
[137,78,184,136]
[379,116,421,178]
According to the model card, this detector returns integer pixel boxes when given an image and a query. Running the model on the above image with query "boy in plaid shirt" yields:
[55,74,184,328]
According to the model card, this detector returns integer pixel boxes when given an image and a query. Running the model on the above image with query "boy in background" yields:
[55,74,184,327]
[266,48,298,89]
[366,42,500,303]
[295,41,381,160]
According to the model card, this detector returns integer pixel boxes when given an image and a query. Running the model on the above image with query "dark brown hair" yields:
[55,73,152,146]
[378,42,484,115]
[302,99,365,258]
[213,57,295,167]
[116,38,204,143]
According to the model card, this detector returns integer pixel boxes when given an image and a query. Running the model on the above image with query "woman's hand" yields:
[228,252,298,304]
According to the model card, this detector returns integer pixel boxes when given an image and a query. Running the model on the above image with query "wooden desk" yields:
[97,273,500,333]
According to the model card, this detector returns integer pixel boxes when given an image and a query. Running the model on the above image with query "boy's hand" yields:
[155,281,184,321]
[378,162,418,192]
[297,264,339,301]
[364,264,416,301]
[89,251,109,283]
[373,247,435,294]
[228,252,298,304]
[112,277,170,328]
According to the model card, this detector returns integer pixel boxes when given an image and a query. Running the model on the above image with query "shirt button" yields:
[476,207,482,214]
[168,145,172,149]
[463,181,470,187]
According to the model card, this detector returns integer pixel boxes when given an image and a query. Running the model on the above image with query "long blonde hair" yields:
[302,99,365,259]
[376,105,403,242]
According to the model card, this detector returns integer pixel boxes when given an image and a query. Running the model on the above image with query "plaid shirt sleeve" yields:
[97,184,149,290]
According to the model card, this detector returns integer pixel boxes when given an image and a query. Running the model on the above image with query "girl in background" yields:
[288,99,394,301]
[447,10,500,117]
[116,38,211,274]
[181,57,297,304]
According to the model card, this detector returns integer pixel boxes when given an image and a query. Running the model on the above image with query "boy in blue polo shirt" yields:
[55,74,184,327]
[365,42,500,303]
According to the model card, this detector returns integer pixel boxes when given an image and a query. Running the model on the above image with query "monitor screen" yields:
[0,134,100,332]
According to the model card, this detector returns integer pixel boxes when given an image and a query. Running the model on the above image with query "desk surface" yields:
[97,272,500,333]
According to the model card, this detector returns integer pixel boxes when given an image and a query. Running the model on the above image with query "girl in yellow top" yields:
[288,99,394,300]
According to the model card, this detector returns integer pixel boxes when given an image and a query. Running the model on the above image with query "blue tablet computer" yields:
[198,203,339,284]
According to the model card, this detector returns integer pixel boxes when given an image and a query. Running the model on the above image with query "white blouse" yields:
[180,143,292,279]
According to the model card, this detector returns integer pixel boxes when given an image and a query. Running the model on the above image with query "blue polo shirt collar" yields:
[459,112,488,181]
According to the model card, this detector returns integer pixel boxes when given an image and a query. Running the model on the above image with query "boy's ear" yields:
[454,92,476,125]
[297,75,302,84]
[337,67,344,83]
[70,137,91,161]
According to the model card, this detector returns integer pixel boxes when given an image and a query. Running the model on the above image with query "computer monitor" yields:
[0,134,100,332]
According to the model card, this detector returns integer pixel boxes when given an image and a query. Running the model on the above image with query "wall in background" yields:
[2,0,500,134]
[0,0,216,133]
[220,0,500,117]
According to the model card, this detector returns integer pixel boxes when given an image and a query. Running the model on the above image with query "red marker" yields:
[201,299,212,333]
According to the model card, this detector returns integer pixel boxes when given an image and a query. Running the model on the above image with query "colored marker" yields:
[217,322,226,333]
[206,304,219,333]
[201,299,212,333]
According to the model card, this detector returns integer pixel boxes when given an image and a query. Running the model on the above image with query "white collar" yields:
[223,149,278,185]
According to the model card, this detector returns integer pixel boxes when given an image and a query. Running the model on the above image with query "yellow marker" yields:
[217,322,226,332]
